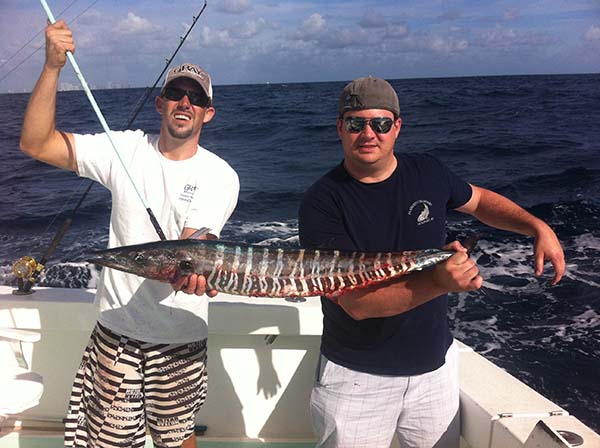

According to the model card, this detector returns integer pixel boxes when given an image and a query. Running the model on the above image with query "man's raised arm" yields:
[20,20,77,172]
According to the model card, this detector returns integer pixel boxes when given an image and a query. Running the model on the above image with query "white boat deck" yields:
[1,285,599,448]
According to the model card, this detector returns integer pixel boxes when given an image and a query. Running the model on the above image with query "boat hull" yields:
[1,286,599,447]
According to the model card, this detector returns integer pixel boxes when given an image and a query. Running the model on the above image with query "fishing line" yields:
[13,1,209,293]
[0,0,79,72]
[0,0,100,85]
[37,170,93,237]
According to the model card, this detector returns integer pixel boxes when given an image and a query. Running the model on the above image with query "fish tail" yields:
[462,234,481,255]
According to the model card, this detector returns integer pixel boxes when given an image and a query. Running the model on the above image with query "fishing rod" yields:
[13,0,209,295]
[40,0,166,238]
[122,0,208,131]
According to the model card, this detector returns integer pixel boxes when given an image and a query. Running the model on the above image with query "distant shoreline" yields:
[2,72,599,95]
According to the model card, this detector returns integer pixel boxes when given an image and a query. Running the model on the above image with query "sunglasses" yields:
[162,86,210,107]
[343,116,394,134]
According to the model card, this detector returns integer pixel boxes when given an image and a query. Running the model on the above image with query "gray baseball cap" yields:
[161,63,213,101]
[338,76,400,117]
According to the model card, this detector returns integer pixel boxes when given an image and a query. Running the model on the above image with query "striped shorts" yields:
[64,322,208,448]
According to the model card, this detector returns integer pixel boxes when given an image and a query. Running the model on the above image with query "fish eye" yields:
[133,253,145,265]
[179,260,194,272]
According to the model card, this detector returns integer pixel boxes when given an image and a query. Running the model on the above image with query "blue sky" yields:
[1,0,599,92]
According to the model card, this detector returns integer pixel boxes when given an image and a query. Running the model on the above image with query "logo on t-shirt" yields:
[180,184,197,203]
[408,200,434,226]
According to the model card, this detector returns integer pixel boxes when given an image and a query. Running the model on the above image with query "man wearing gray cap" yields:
[299,76,565,447]
[20,20,239,448]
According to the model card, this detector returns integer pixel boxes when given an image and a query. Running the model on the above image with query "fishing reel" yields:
[12,256,44,295]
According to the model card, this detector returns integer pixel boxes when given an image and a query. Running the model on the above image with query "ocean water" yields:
[1,74,599,431]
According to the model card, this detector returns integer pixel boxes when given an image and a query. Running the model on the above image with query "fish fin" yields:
[187,227,212,239]
[462,234,480,255]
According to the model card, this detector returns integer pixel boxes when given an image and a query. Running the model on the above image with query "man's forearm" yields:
[466,187,546,237]
[336,245,482,320]
[337,270,449,320]
[462,185,565,285]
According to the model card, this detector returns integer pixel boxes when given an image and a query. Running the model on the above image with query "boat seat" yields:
[0,328,44,426]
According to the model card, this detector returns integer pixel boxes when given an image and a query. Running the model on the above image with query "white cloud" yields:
[480,26,517,47]
[216,0,252,14]
[427,35,468,53]
[287,11,409,51]
[478,25,548,48]
[231,18,269,39]
[289,13,327,42]
[76,9,103,26]
[321,28,367,49]
[584,25,600,41]
[358,10,387,29]
[113,12,158,35]
[303,13,326,34]
[386,24,409,39]
[200,26,235,48]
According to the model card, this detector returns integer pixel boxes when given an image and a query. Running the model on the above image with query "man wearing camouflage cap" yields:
[20,20,239,448]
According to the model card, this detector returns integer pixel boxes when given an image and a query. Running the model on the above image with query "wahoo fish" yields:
[87,237,476,298]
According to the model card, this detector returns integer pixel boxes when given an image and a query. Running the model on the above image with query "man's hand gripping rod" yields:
[39,0,167,241]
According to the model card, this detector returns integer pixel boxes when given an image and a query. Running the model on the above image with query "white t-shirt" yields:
[75,130,239,343]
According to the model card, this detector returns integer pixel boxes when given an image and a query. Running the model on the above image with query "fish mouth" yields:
[86,248,173,282]
[86,248,133,273]
[86,253,127,272]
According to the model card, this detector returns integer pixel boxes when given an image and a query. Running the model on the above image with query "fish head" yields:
[87,243,186,282]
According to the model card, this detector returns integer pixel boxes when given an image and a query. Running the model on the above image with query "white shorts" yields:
[310,341,460,448]
[64,322,208,448]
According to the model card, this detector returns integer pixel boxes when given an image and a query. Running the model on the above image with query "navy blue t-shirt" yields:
[298,153,472,375]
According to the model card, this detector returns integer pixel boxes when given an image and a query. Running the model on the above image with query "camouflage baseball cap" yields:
[161,63,213,101]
